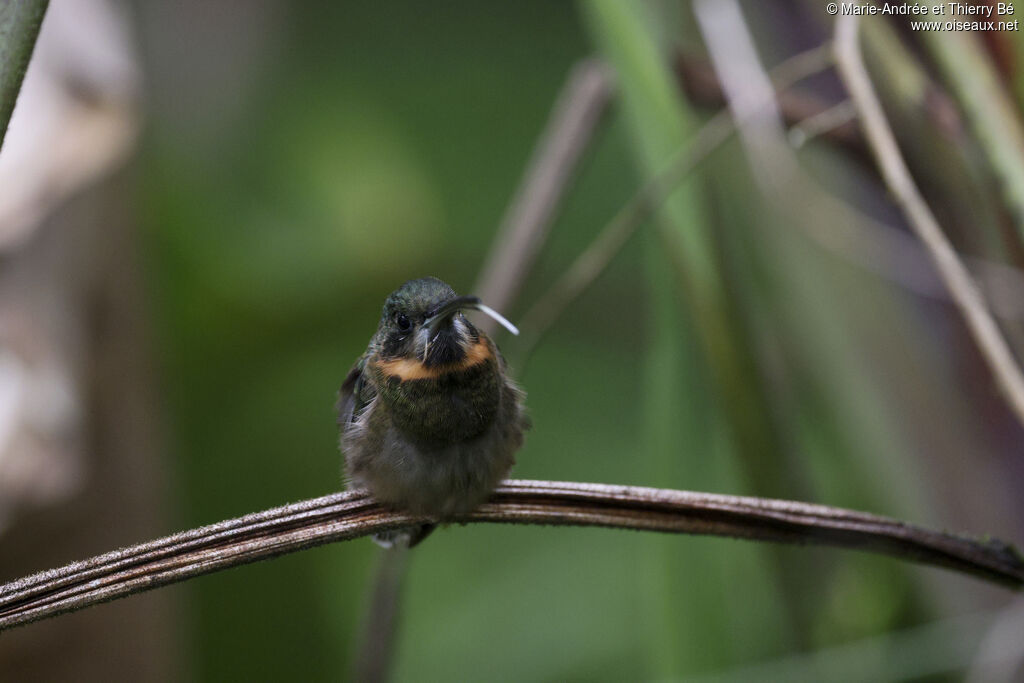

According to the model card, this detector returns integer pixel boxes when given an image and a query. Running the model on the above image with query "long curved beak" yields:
[424,296,519,336]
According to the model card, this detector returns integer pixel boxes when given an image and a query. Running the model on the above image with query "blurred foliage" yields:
[131,0,1024,681]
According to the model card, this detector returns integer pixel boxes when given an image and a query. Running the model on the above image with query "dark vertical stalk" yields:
[350,546,410,683]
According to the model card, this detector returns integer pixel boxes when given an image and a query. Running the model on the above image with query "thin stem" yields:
[835,15,1024,432]
[0,479,1020,632]
[473,58,613,330]
[515,43,834,362]
[788,99,856,149]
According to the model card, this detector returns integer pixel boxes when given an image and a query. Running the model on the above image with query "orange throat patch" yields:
[372,339,492,381]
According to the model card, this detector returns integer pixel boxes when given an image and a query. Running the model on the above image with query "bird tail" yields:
[371,523,436,549]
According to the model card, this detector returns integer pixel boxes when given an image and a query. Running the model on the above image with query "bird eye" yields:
[396,313,411,332]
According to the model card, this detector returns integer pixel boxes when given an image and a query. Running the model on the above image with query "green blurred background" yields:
[2,0,1023,681]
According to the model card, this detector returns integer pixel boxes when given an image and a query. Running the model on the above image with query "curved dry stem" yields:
[834,15,1024,431]
[0,479,1020,632]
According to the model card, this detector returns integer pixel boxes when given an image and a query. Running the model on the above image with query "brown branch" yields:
[0,479,1020,632]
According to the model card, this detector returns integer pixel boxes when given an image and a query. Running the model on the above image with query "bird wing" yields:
[337,354,371,427]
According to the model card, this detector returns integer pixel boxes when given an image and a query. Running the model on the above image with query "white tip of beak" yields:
[474,303,519,336]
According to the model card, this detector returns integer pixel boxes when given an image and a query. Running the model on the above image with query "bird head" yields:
[374,277,517,368]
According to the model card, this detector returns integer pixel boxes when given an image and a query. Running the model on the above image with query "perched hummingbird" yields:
[338,277,528,546]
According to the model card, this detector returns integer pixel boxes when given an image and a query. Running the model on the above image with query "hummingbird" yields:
[338,277,528,547]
